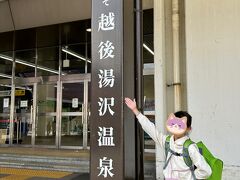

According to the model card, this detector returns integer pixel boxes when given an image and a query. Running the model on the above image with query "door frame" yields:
[0,73,91,149]
[58,74,90,149]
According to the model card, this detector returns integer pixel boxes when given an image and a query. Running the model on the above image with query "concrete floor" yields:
[0,147,90,158]
[0,147,155,179]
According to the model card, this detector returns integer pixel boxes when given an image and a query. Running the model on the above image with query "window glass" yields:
[0,31,13,52]
[37,25,59,48]
[144,75,154,111]
[143,9,154,64]
[37,47,59,77]
[0,51,13,78]
[15,29,36,50]
[15,49,36,78]
[62,44,87,74]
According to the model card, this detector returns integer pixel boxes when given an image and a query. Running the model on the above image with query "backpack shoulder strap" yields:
[164,135,171,158]
[183,139,197,180]
[183,138,195,167]
[163,135,172,170]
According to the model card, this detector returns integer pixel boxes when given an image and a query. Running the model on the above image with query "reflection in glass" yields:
[144,115,155,150]
[35,83,57,145]
[144,75,155,111]
[143,75,155,150]
[143,9,154,64]
[37,47,59,77]
[61,82,84,146]
[14,86,33,144]
[0,51,12,145]
[15,49,36,78]
[143,36,154,64]
[61,115,83,146]
[0,51,13,79]
[0,86,11,145]
[62,44,88,75]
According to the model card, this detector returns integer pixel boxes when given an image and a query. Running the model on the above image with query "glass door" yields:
[0,51,13,145]
[35,82,57,146]
[0,85,11,145]
[60,80,89,148]
[13,85,34,145]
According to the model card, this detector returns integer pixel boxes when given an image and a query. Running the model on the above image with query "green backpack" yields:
[164,135,223,180]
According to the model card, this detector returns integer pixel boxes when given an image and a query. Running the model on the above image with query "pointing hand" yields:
[124,97,140,116]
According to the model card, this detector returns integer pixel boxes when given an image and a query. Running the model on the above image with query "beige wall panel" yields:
[185,0,240,178]
[9,0,91,30]
[0,1,14,32]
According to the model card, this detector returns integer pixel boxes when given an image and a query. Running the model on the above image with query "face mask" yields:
[166,113,188,136]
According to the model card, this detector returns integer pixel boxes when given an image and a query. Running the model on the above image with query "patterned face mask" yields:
[166,113,188,135]
[167,118,186,130]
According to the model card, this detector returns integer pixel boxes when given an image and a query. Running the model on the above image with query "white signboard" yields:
[3,98,9,108]
[20,100,28,108]
[72,98,78,108]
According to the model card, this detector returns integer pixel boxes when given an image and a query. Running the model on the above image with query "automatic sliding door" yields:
[35,83,57,146]
[61,113,83,146]
[61,82,85,147]
[0,86,11,145]
[0,51,13,145]
[14,86,33,145]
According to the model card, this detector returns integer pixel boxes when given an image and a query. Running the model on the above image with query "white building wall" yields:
[185,0,240,179]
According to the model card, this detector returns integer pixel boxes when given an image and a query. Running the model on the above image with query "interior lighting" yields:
[143,43,154,55]
[0,73,12,79]
[0,54,60,74]
[86,28,92,32]
[62,47,91,63]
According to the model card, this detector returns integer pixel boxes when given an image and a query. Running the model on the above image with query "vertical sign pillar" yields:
[91,0,138,179]
[91,0,124,179]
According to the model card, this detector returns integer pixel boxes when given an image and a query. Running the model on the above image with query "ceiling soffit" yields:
[0,0,153,33]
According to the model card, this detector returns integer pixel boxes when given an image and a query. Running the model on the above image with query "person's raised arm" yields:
[124,97,164,147]
[124,97,140,116]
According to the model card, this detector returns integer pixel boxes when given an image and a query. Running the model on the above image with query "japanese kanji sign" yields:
[91,0,124,179]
